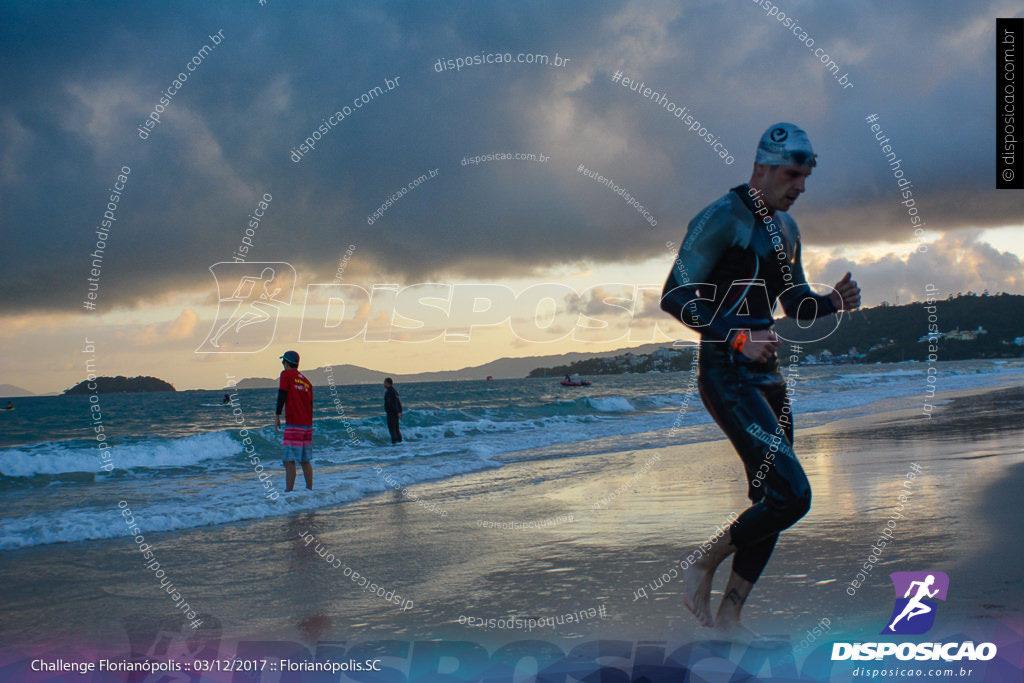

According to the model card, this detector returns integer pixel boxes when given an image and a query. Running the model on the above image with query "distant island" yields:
[530,348,693,377]
[529,292,1024,377]
[0,384,35,399]
[228,342,678,389]
[64,376,176,395]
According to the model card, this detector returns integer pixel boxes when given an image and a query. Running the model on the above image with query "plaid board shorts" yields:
[282,425,313,463]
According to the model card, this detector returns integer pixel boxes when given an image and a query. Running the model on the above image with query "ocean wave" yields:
[0,431,242,479]
[2,361,1022,547]
[585,396,635,412]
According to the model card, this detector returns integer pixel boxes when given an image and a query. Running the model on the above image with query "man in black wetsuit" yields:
[384,378,403,444]
[661,122,861,644]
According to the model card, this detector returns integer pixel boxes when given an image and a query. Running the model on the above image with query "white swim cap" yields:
[756,122,817,167]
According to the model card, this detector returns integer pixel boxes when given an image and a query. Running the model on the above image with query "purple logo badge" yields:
[882,571,949,635]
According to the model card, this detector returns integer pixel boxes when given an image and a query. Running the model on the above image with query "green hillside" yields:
[774,292,1024,362]
[529,293,1024,377]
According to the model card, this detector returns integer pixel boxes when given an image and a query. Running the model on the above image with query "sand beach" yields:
[1,382,1022,681]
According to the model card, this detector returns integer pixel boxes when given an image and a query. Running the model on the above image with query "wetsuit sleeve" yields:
[776,240,839,320]
[661,207,763,341]
[276,371,289,415]
[276,390,287,415]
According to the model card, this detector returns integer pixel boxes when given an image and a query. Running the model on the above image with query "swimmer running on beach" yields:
[661,123,861,644]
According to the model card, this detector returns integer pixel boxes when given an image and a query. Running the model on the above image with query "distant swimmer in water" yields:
[661,123,861,646]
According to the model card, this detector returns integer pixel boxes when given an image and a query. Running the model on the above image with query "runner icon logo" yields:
[196,262,296,353]
[882,571,949,635]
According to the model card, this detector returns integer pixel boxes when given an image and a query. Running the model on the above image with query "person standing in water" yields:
[383,378,403,444]
[661,122,861,644]
[275,350,314,491]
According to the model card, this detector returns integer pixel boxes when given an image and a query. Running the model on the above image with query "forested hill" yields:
[773,292,1024,362]
[529,293,1024,377]
[64,376,176,394]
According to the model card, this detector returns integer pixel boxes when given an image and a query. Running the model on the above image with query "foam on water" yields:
[0,448,507,548]
[586,396,635,412]
[0,431,242,478]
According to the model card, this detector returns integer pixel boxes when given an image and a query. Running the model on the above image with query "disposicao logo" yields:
[196,262,295,353]
[832,571,997,662]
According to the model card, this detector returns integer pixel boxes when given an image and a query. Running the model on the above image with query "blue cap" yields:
[280,350,300,365]
[756,122,817,167]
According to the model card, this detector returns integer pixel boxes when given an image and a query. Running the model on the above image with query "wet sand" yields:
[1,385,1022,678]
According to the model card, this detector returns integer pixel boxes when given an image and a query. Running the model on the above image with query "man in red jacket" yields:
[275,350,314,491]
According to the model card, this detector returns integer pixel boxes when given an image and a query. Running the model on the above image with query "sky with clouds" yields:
[2,0,1022,393]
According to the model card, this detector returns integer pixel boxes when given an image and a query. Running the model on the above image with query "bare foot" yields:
[710,622,787,649]
[709,620,759,643]
[682,559,716,627]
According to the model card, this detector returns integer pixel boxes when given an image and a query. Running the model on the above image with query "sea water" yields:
[1,358,1021,549]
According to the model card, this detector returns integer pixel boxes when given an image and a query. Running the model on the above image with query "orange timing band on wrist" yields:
[731,331,749,353]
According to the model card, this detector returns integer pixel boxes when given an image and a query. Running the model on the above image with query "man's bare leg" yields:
[711,571,788,647]
[710,572,761,643]
[682,531,736,627]
[301,462,313,490]
[284,461,297,492]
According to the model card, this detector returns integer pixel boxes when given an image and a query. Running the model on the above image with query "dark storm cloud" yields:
[1,0,1018,315]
